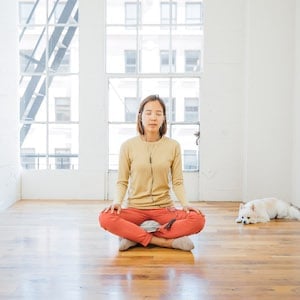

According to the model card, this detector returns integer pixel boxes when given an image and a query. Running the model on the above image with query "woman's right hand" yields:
[103,203,122,214]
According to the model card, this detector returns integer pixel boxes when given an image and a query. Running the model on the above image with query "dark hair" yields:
[137,94,167,136]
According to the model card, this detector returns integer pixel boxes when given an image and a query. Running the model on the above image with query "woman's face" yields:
[141,100,165,135]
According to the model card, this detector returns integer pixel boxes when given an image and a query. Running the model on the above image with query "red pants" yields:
[99,207,205,247]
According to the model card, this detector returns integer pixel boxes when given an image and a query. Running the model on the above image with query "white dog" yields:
[236,197,300,224]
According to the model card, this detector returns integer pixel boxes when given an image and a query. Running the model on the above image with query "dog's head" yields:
[235,203,258,224]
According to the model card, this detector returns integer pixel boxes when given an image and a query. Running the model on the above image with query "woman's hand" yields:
[183,206,204,216]
[103,203,122,214]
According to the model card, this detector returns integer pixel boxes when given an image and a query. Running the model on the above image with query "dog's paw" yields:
[235,217,242,223]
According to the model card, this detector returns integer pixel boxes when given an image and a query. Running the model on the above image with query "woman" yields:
[99,95,205,251]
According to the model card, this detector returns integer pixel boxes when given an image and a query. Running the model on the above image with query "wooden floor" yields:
[0,200,300,300]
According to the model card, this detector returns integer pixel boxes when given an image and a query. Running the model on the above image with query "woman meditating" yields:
[99,95,205,251]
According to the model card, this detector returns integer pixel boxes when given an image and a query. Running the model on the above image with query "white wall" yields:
[200,0,245,201]
[292,1,300,208]
[0,0,21,211]
[20,0,300,206]
[243,0,295,203]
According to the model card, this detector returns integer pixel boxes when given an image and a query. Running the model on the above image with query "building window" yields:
[160,50,176,73]
[124,50,138,73]
[185,50,201,72]
[125,1,141,27]
[184,150,198,170]
[19,0,79,170]
[55,97,71,121]
[184,98,199,122]
[55,148,71,169]
[21,148,36,169]
[186,2,203,25]
[163,97,176,122]
[160,2,177,26]
[125,97,139,122]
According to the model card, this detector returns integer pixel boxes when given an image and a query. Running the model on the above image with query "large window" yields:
[106,0,203,171]
[19,0,79,170]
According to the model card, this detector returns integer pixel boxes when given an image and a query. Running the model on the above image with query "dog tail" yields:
[288,205,300,220]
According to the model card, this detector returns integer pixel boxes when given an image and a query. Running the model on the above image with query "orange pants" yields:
[99,207,205,247]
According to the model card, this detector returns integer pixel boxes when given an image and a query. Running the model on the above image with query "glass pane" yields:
[48,0,79,25]
[186,2,203,25]
[48,124,79,169]
[21,124,47,170]
[160,2,177,26]
[171,124,199,171]
[139,28,170,73]
[141,1,160,25]
[18,0,45,26]
[106,26,137,73]
[138,78,170,100]
[19,26,46,74]
[106,0,124,25]
[172,34,202,73]
[109,124,137,170]
[172,78,200,122]
[48,75,79,122]
[108,78,138,122]
[48,26,79,74]
[20,75,47,121]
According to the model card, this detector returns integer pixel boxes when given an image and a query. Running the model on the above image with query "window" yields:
[125,2,141,27]
[125,97,139,122]
[160,50,176,73]
[19,0,79,170]
[160,2,177,26]
[55,148,71,169]
[55,97,71,121]
[185,50,201,72]
[184,98,199,122]
[106,0,203,171]
[124,50,138,73]
[186,2,203,25]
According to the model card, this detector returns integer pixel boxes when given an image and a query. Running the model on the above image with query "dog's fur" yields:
[236,197,300,224]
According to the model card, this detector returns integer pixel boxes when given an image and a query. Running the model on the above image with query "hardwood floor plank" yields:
[0,200,300,299]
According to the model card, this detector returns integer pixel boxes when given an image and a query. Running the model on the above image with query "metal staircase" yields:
[20,0,78,146]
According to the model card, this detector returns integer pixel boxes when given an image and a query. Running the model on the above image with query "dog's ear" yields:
[251,204,255,211]
[239,203,244,209]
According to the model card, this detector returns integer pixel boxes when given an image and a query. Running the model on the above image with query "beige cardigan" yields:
[114,135,189,209]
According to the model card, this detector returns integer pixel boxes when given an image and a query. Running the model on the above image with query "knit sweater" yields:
[114,135,189,209]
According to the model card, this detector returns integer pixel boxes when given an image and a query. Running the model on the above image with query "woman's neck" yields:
[142,134,161,142]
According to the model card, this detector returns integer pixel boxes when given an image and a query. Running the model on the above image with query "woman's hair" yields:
[137,94,167,136]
